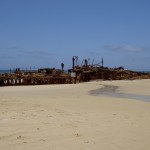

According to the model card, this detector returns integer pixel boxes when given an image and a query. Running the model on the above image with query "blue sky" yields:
[0,0,150,71]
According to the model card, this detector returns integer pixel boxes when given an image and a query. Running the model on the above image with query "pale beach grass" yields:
[0,79,150,150]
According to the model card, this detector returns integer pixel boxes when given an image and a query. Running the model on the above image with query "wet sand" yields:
[0,79,150,150]
[89,84,150,102]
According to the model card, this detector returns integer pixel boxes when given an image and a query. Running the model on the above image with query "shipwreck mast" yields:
[102,57,104,68]
[72,56,78,69]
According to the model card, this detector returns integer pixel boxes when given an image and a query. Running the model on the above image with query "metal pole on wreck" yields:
[61,63,64,74]
[102,57,104,68]
[72,57,75,69]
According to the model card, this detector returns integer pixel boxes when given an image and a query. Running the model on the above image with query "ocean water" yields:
[0,70,12,74]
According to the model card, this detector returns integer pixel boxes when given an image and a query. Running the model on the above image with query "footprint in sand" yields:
[39,139,46,142]
[17,135,24,140]
[74,133,82,137]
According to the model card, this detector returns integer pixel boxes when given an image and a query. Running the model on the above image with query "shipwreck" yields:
[0,56,150,86]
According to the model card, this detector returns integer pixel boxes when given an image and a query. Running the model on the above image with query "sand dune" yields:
[0,80,150,150]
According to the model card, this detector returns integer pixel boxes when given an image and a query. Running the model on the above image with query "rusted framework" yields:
[0,56,150,86]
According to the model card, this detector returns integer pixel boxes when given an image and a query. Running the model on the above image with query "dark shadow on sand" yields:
[89,84,150,102]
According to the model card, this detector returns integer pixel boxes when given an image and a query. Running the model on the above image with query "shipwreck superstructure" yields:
[0,56,150,86]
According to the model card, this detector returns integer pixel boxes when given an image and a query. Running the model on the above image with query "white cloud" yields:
[105,45,144,52]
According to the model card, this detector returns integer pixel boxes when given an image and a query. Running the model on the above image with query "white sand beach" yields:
[0,79,150,150]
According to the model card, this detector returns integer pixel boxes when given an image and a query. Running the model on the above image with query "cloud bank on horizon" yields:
[0,0,150,71]
[105,45,145,52]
